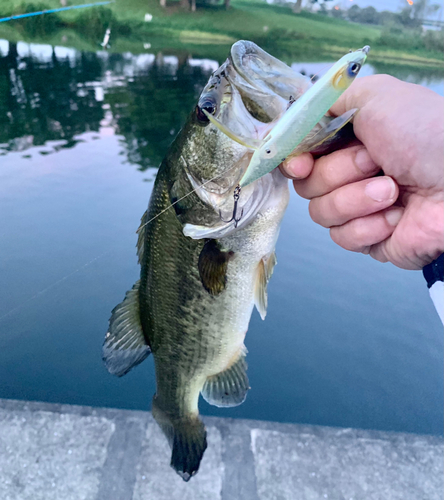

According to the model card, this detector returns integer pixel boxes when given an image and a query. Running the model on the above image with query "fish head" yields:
[176,41,310,237]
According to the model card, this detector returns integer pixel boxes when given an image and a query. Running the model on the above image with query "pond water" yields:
[0,39,442,436]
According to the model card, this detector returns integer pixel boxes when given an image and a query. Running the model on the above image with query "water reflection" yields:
[0,40,217,169]
[0,38,442,437]
[1,38,442,170]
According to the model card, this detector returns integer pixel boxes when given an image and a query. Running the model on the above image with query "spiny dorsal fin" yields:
[136,210,148,264]
[102,280,150,377]
[201,346,249,407]
[254,252,277,320]
[198,240,234,296]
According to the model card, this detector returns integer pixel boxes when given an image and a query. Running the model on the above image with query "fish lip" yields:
[229,40,254,82]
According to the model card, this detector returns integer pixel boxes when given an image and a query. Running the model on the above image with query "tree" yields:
[411,0,440,20]
[292,0,303,14]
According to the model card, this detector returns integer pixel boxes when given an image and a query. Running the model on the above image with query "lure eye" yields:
[196,99,217,124]
[347,62,361,77]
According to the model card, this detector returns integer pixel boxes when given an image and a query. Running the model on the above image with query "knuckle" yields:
[351,218,371,244]
[369,246,389,263]
[330,190,350,220]
[293,180,312,200]
[330,226,364,253]
[318,158,336,187]
[308,199,328,227]
[370,74,397,89]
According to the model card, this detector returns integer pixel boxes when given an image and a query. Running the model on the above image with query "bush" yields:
[12,2,60,36]
[378,25,424,51]
[423,29,444,52]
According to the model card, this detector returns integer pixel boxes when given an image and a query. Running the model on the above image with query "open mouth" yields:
[228,41,312,124]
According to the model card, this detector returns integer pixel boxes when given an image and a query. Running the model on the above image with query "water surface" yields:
[0,39,442,435]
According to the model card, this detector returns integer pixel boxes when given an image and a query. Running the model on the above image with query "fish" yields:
[205,45,369,190]
[102,40,357,481]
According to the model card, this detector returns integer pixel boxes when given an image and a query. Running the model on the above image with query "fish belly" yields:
[148,176,289,417]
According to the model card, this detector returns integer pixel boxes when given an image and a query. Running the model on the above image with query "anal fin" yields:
[201,347,249,407]
[102,280,151,377]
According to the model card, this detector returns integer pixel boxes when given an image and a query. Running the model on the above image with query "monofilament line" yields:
[0,251,110,322]
[0,171,227,322]
[136,171,226,233]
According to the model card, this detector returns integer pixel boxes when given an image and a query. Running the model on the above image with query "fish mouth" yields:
[193,41,311,194]
[225,41,311,129]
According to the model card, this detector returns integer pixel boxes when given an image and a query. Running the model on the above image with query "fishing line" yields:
[136,170,227,233]
[0,1,114,23]
[310,63,331,83]
[0,251,110,322]
[0,170,228,323]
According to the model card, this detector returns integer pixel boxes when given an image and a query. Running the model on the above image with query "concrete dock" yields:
[0,398,442,500]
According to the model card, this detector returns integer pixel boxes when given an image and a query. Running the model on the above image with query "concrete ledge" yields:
[0,399,442,500]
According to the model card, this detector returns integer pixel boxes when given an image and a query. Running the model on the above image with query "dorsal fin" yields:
[201,346,249,407]
[102,280,151,377]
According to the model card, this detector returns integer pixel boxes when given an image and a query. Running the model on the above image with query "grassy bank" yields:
[1,0,443,67]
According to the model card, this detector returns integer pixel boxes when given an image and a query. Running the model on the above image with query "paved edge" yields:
[0,398,442,500]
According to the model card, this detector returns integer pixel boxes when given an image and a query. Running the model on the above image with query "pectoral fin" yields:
[254,252,277,320]
[198,240,234,296]
[102,280,151,377]
[203,110,263,150]
[201,347,249,407]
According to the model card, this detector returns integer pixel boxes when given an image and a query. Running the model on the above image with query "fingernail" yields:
[385,207,403,226]
[365,177,396,202]
[355,149,378,174]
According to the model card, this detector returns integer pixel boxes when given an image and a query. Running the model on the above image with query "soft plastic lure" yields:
[204,46,369,191]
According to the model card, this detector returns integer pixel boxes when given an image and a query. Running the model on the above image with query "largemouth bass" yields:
[103,40,356,481]
[205,46,369,188]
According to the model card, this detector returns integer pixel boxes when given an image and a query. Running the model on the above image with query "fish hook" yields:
[219,185,243,228]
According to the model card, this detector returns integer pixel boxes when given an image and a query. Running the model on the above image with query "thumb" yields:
[329,74,397,118]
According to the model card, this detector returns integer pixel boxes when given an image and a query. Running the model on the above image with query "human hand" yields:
[280,75,444,270]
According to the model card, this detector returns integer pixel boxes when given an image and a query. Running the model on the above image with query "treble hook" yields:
[220,185,243,228]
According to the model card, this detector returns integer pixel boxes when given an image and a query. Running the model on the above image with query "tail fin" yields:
[152,396,207,482]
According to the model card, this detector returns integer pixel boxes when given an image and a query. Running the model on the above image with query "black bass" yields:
[103,40,354,481]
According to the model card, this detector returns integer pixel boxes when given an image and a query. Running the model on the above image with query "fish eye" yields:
[196,99,217,124]
[347,62,361,77]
